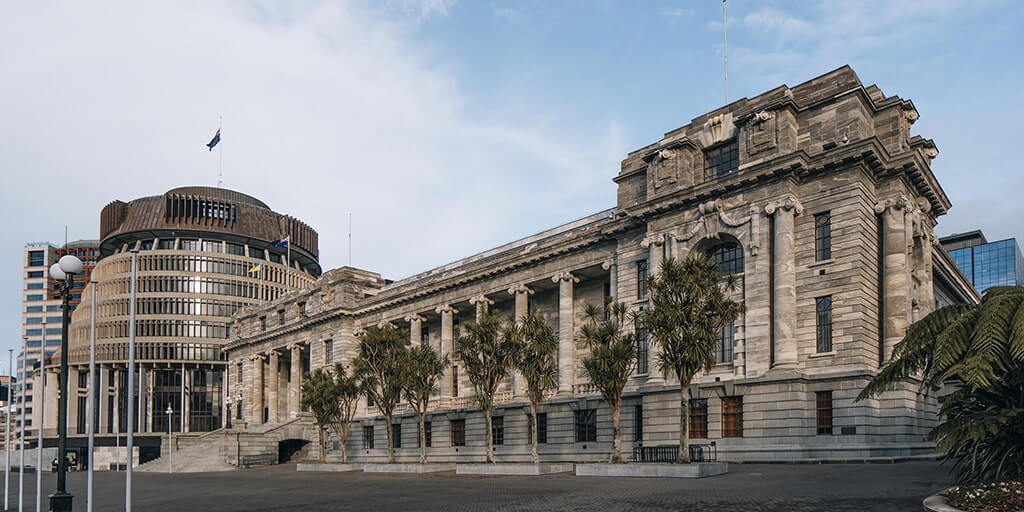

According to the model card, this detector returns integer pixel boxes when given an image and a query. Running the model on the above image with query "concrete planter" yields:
[575,462,728,478]
[363,463,456,473]
[297,463,364,472]
[456,463,575,476]
[922,493,963,512]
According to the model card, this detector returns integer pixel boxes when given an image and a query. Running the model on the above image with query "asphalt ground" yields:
[1,460,949,511]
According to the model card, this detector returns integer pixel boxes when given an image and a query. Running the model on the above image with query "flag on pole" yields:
[206,129,221,151]
[272,236,289,248]
[247,263,261,274]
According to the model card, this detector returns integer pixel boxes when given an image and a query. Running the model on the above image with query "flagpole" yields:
[217,116,223,188]
[286,237,291,291]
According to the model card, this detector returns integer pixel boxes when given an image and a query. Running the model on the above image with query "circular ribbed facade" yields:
[64,187,319,434]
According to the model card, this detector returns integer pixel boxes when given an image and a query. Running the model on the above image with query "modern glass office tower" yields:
[941,230,1024,294]
[49,186,320,439]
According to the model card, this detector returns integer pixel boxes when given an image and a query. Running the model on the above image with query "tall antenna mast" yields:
[348,213,352,266]
[723,0,729,104]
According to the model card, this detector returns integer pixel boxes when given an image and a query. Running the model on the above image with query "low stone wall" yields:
[456,463,575,476]
[363,463,456,473]
[575,462,728,478]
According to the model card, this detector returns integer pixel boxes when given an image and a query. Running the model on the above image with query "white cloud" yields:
[0,0,621,353]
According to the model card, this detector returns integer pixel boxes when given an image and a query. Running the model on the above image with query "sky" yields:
[2,0,1022,359]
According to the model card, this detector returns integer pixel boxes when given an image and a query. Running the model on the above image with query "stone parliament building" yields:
[139,66,988,465]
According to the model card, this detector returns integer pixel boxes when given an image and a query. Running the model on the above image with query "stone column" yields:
[268,350,280,424]
[146,366,154,433]
[602,259,618,301]
[642,233,665,277]
[182,366,191,433]
[406,315,425,346]
[66,367,79,434]
[876,196,911,362]
[42,369,58,433]
[508,284,534,397]
[289,345,303,419]
[766,197,802,368]
[469,295,493,321]
[252,355,264,425]
[552,271,579,394]
[98,365,110,434]
[435,305,458,397]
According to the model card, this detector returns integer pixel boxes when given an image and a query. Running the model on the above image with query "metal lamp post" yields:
[165,406,173,474]
[224,396,232,430]
[47,254,82,512]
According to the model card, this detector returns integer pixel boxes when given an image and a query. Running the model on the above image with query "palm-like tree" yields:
[455,311,520,463]
[637,255,743,463]
[579,301,637,464]
[301,363,361,463]
[353,324,408,463]
[514,312,558,464]
[401,343,449,464]
[858,286,1024,483]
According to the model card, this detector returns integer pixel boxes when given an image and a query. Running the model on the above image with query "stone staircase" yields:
[136,434,236,473]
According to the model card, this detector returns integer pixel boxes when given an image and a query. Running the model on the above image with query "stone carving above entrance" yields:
[673,199,761,257]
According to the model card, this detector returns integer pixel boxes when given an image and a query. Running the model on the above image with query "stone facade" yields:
[224,66,978,463]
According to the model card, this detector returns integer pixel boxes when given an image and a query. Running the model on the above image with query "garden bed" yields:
[942,481,1023,512]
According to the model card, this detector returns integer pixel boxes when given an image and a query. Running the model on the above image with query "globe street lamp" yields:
[165,405,173,474]
[224,396,233,429]
[48,254,82,512]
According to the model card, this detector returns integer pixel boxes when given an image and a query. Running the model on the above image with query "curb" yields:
[922,493,962,512]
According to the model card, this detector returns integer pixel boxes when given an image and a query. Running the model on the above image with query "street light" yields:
[48,254,82,512]
[165,405,173,474]
[225,396,233,429]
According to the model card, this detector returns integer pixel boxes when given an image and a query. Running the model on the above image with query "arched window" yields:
[708,241,744,275]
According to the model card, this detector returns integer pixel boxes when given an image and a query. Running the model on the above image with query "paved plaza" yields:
[6,461,949,511]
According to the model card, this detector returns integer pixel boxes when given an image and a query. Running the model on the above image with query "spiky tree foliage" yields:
[858,286,1024,483]
[579,301,637,464]
[636,255,743,463]
[401,343,449,464]
[514,312,559,464]
[301,363,361,463]
[455,311,520,463]
[353,324,409,464]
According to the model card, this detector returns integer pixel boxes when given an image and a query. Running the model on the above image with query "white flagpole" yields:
[18,336,26,512]
[125,250,138,512]
[34,363,42,512]
[723,0,729,104]
[5,348,12,512]
[217,116,224,188]
[286,237,291,290]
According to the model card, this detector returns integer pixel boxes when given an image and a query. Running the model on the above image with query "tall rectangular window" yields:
[636,327,649,374]
[636,260,649,299]
[421,325,430,345]
[362,425,374,449]
[704,140,739,179]
[324,339,334,364]
[816,296,833,353]
[716,322,735,364]
[277,309,285,325]
[452,366,459,397]
[536,413,547,444]
[420,421,432,448]
[816,391,833,435]
[722,397,743,438]
[689,399,708,439]
[450,419,466,447]
[815,212,832,261]
[392,423,402,448]
[574,409,597,443]
[492,416,504,445]
[633,404,643,442]
[259,316,267,332]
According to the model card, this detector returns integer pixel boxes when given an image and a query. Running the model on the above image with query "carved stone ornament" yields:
[319,287,335,308]
[434,304,458,315]
[674,200,761,256]
[601,259,615,271]
[469,295,494,306]
[551,271,580,284]
[764,196,804,216]
[873,195,911,214]
[405,314,425,324]
[640,233,665,249]
[704,113,736,145]
[507,284,534,296]
[650,149,678,189]
[747,110,778,155]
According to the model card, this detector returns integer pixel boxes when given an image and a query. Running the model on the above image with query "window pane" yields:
[722,397,743,437]
[689,399,708,439]
[815,212,832,261]
[816,296,833,353]
[816,391,833,435]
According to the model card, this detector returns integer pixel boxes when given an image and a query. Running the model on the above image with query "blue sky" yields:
[1,0,1021,359]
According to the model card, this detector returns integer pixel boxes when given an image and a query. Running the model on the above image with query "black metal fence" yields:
[633,443,717,463]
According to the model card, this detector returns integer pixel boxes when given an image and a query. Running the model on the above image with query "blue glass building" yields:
[941,231,1024,295]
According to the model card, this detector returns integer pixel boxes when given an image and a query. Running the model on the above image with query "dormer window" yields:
[704,140,738,179]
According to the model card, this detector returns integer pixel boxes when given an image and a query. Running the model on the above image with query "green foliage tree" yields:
[455,311,520,463]
[300,363,361,463]
[636,255,743,463]
[401,343,449,464]
[579,301,637,464]
[353,324,409,464]
[858,286,1024,483]
[514,312,559,464]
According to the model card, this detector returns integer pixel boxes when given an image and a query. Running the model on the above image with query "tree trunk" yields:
[385,411,395,463]
[610,402,622,464]
[529,400,539,464]
[340,431,348,464]
[484,407,494,463]
[418,411,427,465]
[678,381,689,464]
